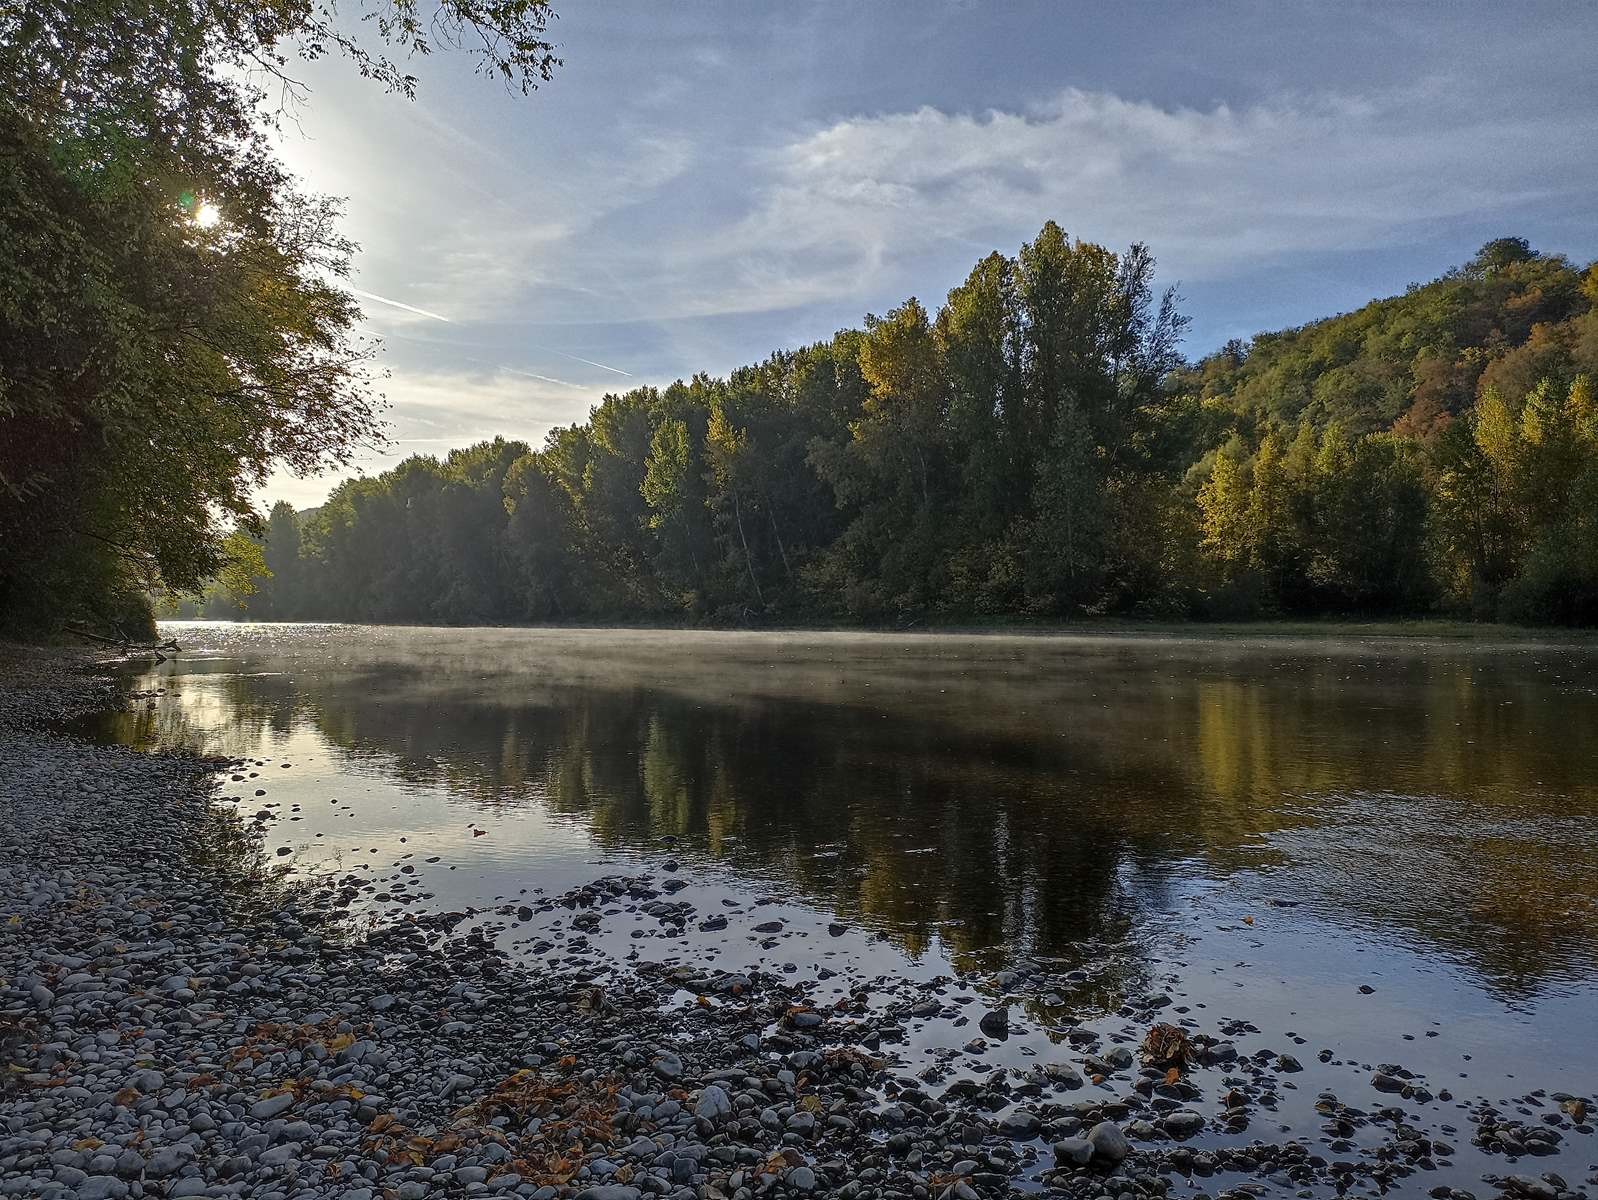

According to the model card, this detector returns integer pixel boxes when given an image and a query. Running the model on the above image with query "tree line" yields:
[181,230,1598,627]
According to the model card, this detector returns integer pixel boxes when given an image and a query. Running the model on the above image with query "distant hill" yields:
[1180,237,1598,440]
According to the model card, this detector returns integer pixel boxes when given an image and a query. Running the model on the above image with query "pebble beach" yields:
[2,648,1594,1200]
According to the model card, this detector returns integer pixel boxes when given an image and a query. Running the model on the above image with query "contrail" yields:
[500,366,586,390]
[549,349,633,377]
[349,287,632,378]
[349,287,453,323]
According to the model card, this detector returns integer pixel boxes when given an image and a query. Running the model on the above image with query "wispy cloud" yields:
[631,82,1593,319]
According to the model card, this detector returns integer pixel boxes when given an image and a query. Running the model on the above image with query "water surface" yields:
[87,622,1598,1190]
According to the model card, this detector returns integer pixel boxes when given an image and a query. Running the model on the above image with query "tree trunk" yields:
[731,490,764,604]
[765,503,794,584]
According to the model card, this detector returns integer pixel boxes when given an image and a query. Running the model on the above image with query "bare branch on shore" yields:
[64,625,182,663]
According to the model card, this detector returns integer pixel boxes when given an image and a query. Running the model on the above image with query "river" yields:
[83,621,1598,1194]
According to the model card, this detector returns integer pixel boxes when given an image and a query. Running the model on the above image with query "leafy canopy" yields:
[0,0,561,632]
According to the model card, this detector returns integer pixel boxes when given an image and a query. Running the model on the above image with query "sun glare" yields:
[193,202,221,229]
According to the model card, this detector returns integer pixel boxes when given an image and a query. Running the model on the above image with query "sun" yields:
[193,202,221,229]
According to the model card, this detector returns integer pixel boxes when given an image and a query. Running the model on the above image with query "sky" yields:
[260,1,1598,509]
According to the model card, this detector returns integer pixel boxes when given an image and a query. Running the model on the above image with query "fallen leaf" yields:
[1140,1022,1195,1070]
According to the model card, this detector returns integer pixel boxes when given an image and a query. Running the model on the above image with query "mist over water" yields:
[87,621,1598,1149]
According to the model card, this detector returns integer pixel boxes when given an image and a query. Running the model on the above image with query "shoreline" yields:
[150,616,1598,646]
[1,649,1593,1200]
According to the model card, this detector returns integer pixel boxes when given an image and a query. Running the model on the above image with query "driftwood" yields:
[65,625,182,663]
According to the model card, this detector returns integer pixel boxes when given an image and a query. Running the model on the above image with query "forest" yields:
[179,229,1598,627]
[4,2,1596,637]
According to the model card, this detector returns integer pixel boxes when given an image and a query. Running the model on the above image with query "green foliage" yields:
[157,234,1598,630]
[0,0,561,635]
[1177,242,1595,440]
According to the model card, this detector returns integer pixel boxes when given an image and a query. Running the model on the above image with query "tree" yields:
[141,230,1598,630]
[811,299,951,614]
[643,407,716,608]
[1026,402,1107,611]
[0,0,563,633]
[504,454,583,620]
[255,502,304,618]
[1313,434,1432,611]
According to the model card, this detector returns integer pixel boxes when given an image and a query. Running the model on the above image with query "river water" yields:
[86,621,1598,1193]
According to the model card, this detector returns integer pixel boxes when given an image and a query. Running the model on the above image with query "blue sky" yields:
[263,1,1598,507]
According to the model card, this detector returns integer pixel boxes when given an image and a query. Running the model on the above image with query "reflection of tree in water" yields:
[110,634,1598,999]
[83,662,301,755]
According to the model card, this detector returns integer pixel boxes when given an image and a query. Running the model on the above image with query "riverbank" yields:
[154,614,1598,645]
[2,648,1593,1200]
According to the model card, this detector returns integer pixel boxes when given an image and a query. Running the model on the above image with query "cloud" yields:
[255,366,607,510]
[636,82,1591,318]
[271,66,695,331]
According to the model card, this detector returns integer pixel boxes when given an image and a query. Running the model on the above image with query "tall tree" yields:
[0,0,562,633]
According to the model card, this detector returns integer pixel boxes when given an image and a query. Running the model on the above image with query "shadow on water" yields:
[82,623,1598,1002]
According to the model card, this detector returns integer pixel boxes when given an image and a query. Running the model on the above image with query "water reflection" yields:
[94,624,1598,999]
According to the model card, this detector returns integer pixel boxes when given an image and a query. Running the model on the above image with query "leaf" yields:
[1243,915,1254,926]
[1165,1067,1181,1086]
[369,1113,397,1134]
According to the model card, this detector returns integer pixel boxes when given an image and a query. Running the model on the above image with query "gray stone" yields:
[978,1007,1010,1040]
[1086,1120,1130,1163]
[651,1050,683,1080]
[1163,1110,1204,1137]
[999,1110,1041,1138]
[1053,1137,1093,1166]
[145,1145,193,1177]
[250,1092,296,1119]
[694,1084,732,1123]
